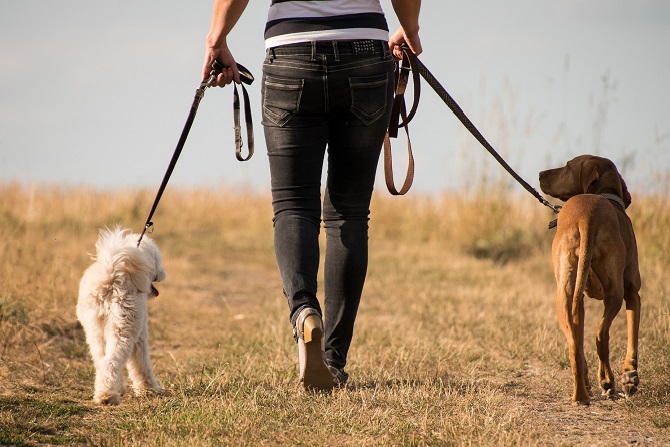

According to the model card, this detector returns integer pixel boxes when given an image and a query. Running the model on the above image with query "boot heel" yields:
[303,315,323,343]
[295,308,334,391]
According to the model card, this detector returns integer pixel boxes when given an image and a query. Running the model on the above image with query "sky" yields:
[1,1,669,197]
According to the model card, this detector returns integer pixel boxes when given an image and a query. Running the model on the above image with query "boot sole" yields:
[301,315,334,391]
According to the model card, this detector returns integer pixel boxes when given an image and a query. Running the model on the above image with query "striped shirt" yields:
[265,0,389,49]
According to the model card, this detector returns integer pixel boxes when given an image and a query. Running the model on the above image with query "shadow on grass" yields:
[0,395,90,446]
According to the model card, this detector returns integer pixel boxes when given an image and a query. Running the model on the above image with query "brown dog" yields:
[538,155,641,405]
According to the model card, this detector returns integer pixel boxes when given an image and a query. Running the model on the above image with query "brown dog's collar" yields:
[600,193,626,211]
[549,193,625,230]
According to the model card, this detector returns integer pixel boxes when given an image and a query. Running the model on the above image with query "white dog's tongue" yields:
[151,284,159,297]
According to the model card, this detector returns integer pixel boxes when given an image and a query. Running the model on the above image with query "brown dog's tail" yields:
[572,221,594,319]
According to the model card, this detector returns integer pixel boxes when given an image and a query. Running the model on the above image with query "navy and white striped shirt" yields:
[265,0,389,49]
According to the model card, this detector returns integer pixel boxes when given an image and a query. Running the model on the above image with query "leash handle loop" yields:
[384,46,420,195]
[207,60,255,87]
[233,82,254,161]
[387,48,421,138]
[208,60,255,161]
[395,48,421,129]
[384,100,415,196]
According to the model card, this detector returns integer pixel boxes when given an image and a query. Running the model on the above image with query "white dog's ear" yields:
[100,250,156,298]
[122,248,156,295]
[138,237,166,282]
[155,266,166,282]
[94,250,149,299]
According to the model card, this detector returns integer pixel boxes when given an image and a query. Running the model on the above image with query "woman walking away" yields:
[203,0,422,391]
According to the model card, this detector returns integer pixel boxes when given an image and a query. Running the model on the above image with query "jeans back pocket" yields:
[263,75,304,127]
[349,73,390,125]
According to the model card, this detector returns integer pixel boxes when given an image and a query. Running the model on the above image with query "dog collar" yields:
[548,193,626,230]
[600,193,626,211]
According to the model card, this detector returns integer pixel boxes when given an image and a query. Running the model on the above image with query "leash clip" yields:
[137,222,154,247]
[541,198,562,214]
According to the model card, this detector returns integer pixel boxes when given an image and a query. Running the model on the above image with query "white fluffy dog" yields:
[77,227,166,405]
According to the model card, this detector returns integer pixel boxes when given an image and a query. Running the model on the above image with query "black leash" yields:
[385,47,561,215]
[137,61,255,246]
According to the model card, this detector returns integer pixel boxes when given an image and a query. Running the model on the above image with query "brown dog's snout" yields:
[538,167,565,199]
[538,170,551,192]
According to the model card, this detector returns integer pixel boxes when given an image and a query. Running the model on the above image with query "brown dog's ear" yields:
[619,172,632,208]
[580,160,600,194]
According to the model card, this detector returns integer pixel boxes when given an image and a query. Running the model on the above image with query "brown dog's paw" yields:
[621,371,639,397]
[601,388,619,399]
[600,380,617,398]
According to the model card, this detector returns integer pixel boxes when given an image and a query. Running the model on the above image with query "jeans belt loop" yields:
[311,41,317,61]
[332,41,340,62]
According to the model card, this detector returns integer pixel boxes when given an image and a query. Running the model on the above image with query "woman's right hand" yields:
[389,26,422,60]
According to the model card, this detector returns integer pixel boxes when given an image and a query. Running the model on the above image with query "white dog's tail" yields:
[94,227,155,299]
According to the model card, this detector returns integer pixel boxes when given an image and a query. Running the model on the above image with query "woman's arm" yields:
[202,0,250,86]
[389,0,422,58]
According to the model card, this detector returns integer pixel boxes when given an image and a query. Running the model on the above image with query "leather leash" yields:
[384,47,561,217]
[383,47,420,195]
[137,61,255,246]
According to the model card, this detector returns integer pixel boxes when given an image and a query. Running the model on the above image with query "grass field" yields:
[1,183,669,446]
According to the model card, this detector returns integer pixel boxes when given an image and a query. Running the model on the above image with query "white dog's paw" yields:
[94,390,122,406]
[116,377,127,397]
[132,382,164,396]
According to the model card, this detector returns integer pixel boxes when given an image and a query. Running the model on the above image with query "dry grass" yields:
[1,183,669,446]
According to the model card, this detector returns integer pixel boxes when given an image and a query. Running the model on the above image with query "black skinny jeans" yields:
[262,40,394,369]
